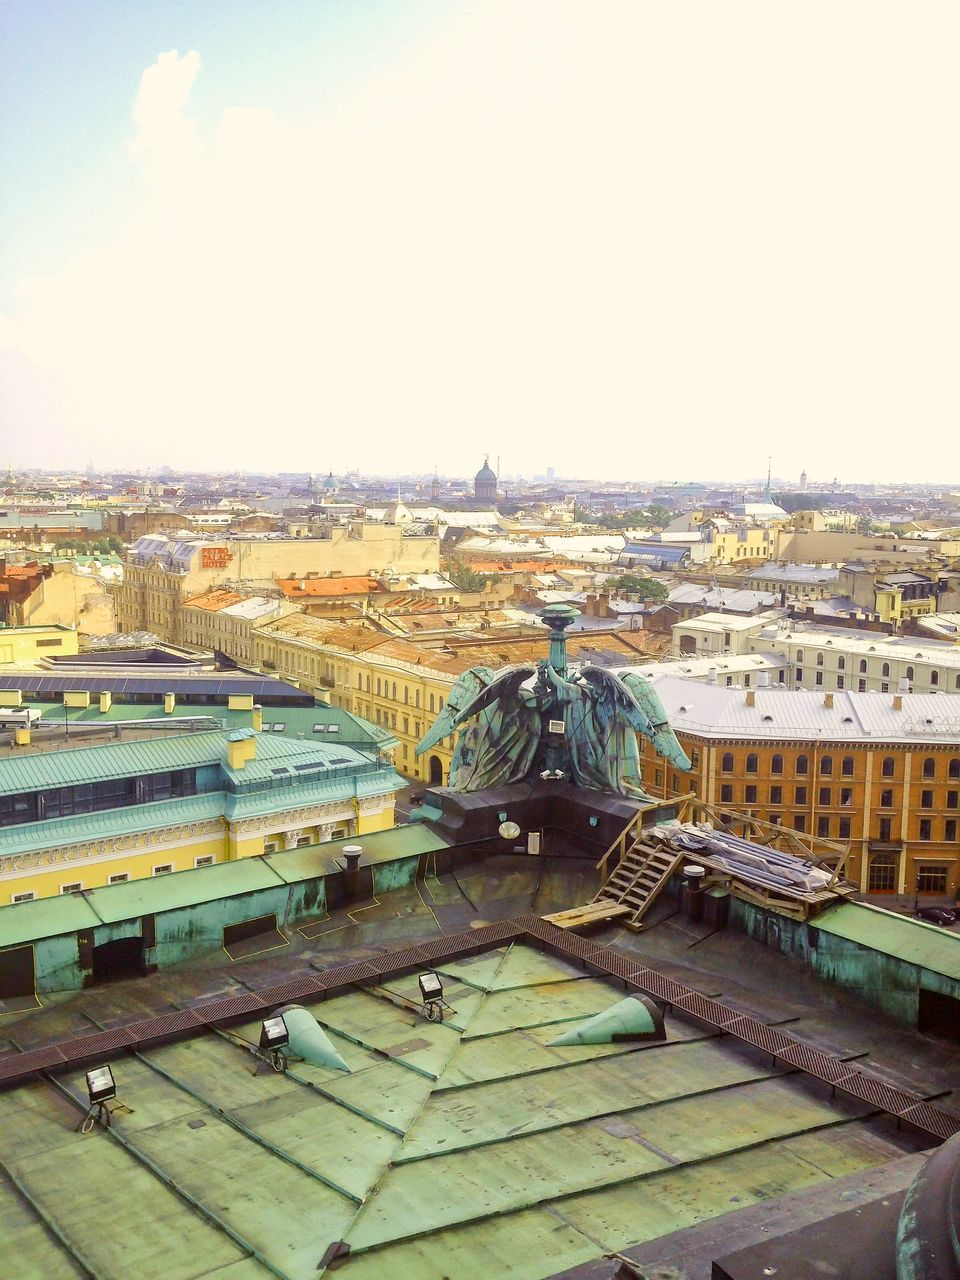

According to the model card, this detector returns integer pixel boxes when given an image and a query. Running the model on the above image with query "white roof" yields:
[221,597,282,621]
[611,653,784,680]
[647,675,960,745]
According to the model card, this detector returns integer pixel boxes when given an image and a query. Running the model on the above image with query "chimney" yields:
[226,730,256,770]
[252,703,263,732]
[99,691,112,713]
[163,691,176,714]
[745,690,756,707]
[893,694,903,711]
[823,692,834,708]
[707,666,718,685]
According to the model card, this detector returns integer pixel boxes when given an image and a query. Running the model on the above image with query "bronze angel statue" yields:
[416,658,690,798]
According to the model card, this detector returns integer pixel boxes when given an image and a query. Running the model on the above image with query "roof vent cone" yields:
[898,675,911,693]
[707,666,718,685]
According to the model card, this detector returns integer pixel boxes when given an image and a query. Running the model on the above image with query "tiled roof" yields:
[276,576,384,598]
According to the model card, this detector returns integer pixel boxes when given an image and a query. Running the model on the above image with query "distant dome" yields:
[474,455,498,501]
[475,460,496,483]
[322,472,338,491]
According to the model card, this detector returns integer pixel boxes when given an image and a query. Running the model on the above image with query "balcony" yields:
[868,839,904,853]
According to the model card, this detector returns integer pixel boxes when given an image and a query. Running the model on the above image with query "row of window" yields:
[793,652,951,686]
[720,783,960,810]
[868,861,950,893]
[0,769,198,828]
[720,753,960,780]
[722,813,960,843]
[9,854,217,902]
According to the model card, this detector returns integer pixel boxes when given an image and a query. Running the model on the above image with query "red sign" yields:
[201,546,233,569]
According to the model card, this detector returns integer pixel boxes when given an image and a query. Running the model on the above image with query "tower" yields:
[431,468,441,501]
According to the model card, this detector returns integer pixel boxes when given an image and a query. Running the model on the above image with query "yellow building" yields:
[0,624,79,664]
[0,727,402,903]
[119,524,441,643]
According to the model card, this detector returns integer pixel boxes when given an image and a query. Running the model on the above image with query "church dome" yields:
[322,471,338,491]
[475,459,496,483]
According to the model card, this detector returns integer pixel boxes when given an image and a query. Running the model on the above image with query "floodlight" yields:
[540,770,552,780]
[499,820,521,840]
[86,1065,116,1106]
[418,972,443,1003]
[259,1015,289,1051]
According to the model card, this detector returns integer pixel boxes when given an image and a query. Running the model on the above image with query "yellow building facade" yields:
[0,624,79,664]
[0,728,401,903]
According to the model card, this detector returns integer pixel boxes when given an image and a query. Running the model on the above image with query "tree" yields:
[607,574,667,599]
[442,559,492,593]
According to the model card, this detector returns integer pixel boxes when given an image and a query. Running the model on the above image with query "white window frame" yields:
[152,863,174,876]
[11,891,35,903]
[60,882,83,894]
[263,841,279,854]
[194,855,214,868]
[108,873,130,885]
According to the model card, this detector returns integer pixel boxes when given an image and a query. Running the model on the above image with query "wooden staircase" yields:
[591,838,684,930]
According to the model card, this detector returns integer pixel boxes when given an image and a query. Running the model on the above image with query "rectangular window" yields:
[153,863,173,875]
[917,864,948,893]
[770,785,782,805]
[836,675,844,689]
[859,678,867,692]
[949,792,960,810]
[795,786,807,805]
[11,891,34,903]
[817,816,830,838]
[296,836,311,848]
[869,858,896,891]
[793,815,806,832]
[815,672,823,686]
[946,820,957,842]
[840,788,853,806]
[795,668,803,682]
[194,856,214,868]
[108,872,129,884]
[264,842,278,854]
[60,882,83,894]
[655,770,662,786]
[720,783,733,802]
[919,819,932,841]
[745,785,757,804]
[838,817,851,839]
[921,790,934,809]
[881,789,894,807]
[819,787,831,806]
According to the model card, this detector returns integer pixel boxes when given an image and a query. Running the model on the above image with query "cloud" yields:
[2,4,959,479]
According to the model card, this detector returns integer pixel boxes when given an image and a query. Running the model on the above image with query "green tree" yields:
[607,574,667,599]
[442,559,492,593]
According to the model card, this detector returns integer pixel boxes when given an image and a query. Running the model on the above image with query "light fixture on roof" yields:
[79,1065,128,1133]
[417,971,454,1023]
[257,1015,290,1072]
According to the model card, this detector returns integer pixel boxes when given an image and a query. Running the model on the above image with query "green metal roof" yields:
[814,901,960,981]
[0,943,920,1279]
[0,793,225,857]
[0,891,101,948]
[84,858,286,924]
[263,824,451,882]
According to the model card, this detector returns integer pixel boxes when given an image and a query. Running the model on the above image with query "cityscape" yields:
[1,5,959,1280]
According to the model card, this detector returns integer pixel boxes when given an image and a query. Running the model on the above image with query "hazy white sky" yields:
[1,1,957,482]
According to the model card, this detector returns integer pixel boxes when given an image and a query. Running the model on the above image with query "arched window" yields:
[796,649,804,663]
[796,755,808,775]
[906,666,915,682]
[376,678,382,696]
[392,682,397,701]
[428,693,435,713]
[357,674,362,689]
[955,675,960,691]
[923,757,936,779]
[816,653,824,667]
[838,656,845,671]
[881,662,890,678]
[931,671,939,687]
[882,756,895,777]
[404,687,409,704]
[950,758,960,780]
[820,755,833,775]
[365,675,371,692]
[771,754,783,775]
[721,752,734,773]
[415,690,420,707]
[746,753,758,774]
[859,659,867,674]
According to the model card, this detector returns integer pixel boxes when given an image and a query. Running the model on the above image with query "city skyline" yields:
[1,1,958,479]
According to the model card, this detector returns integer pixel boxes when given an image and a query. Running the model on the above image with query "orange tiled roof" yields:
[276,576,384,598]
[183,589,244,611]
[466,559,559,573]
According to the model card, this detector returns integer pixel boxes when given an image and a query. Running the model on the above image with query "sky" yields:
[1,1,958,483]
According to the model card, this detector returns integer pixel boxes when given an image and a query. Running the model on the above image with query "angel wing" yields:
[578,666,653,737]
[455,665,537,722]
[620,671,691,771]
[415,666,493,755]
